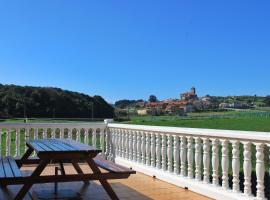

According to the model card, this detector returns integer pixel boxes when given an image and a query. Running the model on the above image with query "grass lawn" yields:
[127,115,270,132]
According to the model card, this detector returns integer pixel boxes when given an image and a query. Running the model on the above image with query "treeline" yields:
[0,84,114,118]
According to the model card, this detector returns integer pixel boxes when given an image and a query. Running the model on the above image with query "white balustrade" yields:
[107,123,270,200]
[1,121,270,200]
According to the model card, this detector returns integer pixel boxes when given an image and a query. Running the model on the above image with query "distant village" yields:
[114,87,264,117]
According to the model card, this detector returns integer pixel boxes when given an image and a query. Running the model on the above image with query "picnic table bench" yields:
[0,139,135,200]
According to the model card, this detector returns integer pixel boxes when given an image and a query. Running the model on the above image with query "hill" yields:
[0,84,114,118]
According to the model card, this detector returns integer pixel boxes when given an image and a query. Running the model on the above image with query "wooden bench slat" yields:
[94,156,135,174]
[7,157,22,177]
[2,157,14,178]
[0,158,6,178]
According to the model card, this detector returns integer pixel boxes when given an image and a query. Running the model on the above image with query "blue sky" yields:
[0,1,269,102]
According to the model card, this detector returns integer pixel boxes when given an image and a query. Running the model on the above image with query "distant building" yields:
[180,87,198,101]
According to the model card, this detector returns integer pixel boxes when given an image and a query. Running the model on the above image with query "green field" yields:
[126,111,270,132]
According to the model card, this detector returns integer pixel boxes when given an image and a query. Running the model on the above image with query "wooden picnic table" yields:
[8,139,135,200]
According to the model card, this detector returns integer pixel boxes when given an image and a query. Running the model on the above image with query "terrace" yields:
[0,120,269,200]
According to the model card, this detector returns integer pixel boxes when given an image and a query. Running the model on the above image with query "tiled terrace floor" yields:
[0,164,211,200]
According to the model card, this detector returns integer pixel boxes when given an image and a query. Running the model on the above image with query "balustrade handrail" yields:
[0,122,106,129]
[108,123,270,142]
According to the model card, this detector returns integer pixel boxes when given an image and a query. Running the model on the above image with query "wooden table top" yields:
[27,139,102,155]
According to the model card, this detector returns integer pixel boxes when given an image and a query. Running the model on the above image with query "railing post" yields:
[232,140,240,192]
[141,131,146,164]
[173,135,180,175]
[133,131,137,162]
[15,128,20,157]
[100,128,105,158]
[161,133,167,171]
[128,131,133,161]
[211,138,219,186]
[203,138,210,183]
[156,133,161,169]
[136,131,141,163]
[180,136,187,176]
[150,132,156,167]
[187,136,194,178]
[195,137,202,180]
[243,141,252,196]
[145,132,151,166]
[167,134,173,173]
[120,129,125,158]
[221,139,229,189]
[6,129,11,156]
[255,143,265,199]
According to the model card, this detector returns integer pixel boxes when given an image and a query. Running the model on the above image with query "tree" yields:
[264,96,270,106]
[148,95,157,102]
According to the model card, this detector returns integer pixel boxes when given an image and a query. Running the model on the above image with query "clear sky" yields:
[0,1,269,102]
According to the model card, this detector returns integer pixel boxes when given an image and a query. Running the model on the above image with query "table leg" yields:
[17,147,34,168]
[86,158,119,200]
[71,161,89,184]
[15,159,49,200]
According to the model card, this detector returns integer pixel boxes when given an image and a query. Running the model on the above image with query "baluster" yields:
[6,129,11,156]
[243,142,252,196]
[60,128,64,139]
[187,136,194,178]
[232,140,240,191]
[125,130,129,159]
[133,131,137,162]
[141,132,146,164]
[93,129,97,148]
[146,132,150,166]
[100,128,105,158]
[156,133,161,169]
[25,128,30,152]
[120,129,124,158]
[43,129,47,139]
[76,129,80,142]
[52,128,56,139]
[255,143,265,199]
[167,135,173,173]
[203,138,210,183]
[67,129,71,139]
[180,136,187,176]
[115,129,119,157]
[15,129,20,157]
[221,139,229,189]
[128,131,133,160]
[34,128,38,140]
[84,129,88,144]
[105,128,110,159]
[136,131,141,162]
[173,135,180,174]
[212,139,219,186]
[109,128,114,161]
[161,134,167,171]
[150,132,156,167]
[195,137,202,180]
